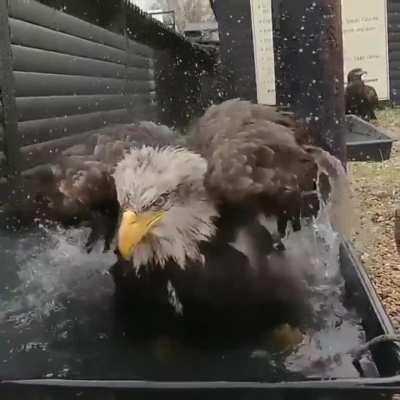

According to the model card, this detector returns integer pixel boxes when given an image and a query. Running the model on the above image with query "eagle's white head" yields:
[113,146,219,269]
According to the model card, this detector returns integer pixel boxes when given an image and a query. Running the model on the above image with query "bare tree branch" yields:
[152,0,214,31]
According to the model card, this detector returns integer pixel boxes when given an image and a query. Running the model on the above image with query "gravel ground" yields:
[349,108,400,331]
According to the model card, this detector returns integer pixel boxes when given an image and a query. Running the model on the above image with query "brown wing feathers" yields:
[191,99,318,235]
[2,122,177,250]
[4,101,325,249]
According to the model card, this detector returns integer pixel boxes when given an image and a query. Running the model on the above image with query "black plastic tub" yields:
[0,228,399,400]
[346,115,395,162]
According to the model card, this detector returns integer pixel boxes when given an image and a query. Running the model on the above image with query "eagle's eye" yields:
[151,193,169,209]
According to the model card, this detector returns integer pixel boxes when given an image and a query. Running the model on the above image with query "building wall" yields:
[0,0,158,176]
[0,0,216,180]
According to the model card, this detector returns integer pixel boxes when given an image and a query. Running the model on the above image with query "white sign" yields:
[250,0,277,105]
[341,0,390,100]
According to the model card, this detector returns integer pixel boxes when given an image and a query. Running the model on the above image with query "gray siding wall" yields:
[0,0,158,174]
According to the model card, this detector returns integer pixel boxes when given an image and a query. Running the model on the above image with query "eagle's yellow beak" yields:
[118,209,165,261]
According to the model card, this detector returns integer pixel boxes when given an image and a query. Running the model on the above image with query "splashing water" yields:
[0,225,115,327]
[0,154,372,380]
[279,207,366,377]
[308,146,360,238]
[275,152,367,377]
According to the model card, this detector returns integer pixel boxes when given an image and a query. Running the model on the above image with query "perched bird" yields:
[345,68,379,121]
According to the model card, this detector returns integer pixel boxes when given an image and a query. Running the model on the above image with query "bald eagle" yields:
[103,99,322,338]
[6,99,344,340]
[345,68,379,121]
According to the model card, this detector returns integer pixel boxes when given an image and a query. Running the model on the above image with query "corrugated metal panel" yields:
[9,0,153,57]
[1,0,213,175]
[0,108,3,150]
[0,151,5,170]
[9,0,126,49]
[19,108,135,146]
[14,72,127,97]
[19,101,157,146]
[390,70,400,80]
[20,106,159,169]
[0,0,21,172]
[12,45,153,77]
[0,125,3,145]
[1,0,159,172]
[390,2,400,13]
[16,93,155,122]
[126,66,154,80]
[390,42,400,52]
[389,14,400,25]
[0,125,4,172]
[390,51,400,62]
[21,130,98,170]
[12,45,128,78]
[10,18,128,64]
[389,33,400,42]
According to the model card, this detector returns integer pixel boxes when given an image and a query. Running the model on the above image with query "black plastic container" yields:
[0,239,399,400]
[346,115,395,162]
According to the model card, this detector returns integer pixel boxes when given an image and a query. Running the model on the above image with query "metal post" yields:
[0,0,20,174]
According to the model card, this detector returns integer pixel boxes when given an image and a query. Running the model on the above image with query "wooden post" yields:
[0,0,20,174]
[212,0,258,102]
[274,0,346,163]
[213,0,346,163]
